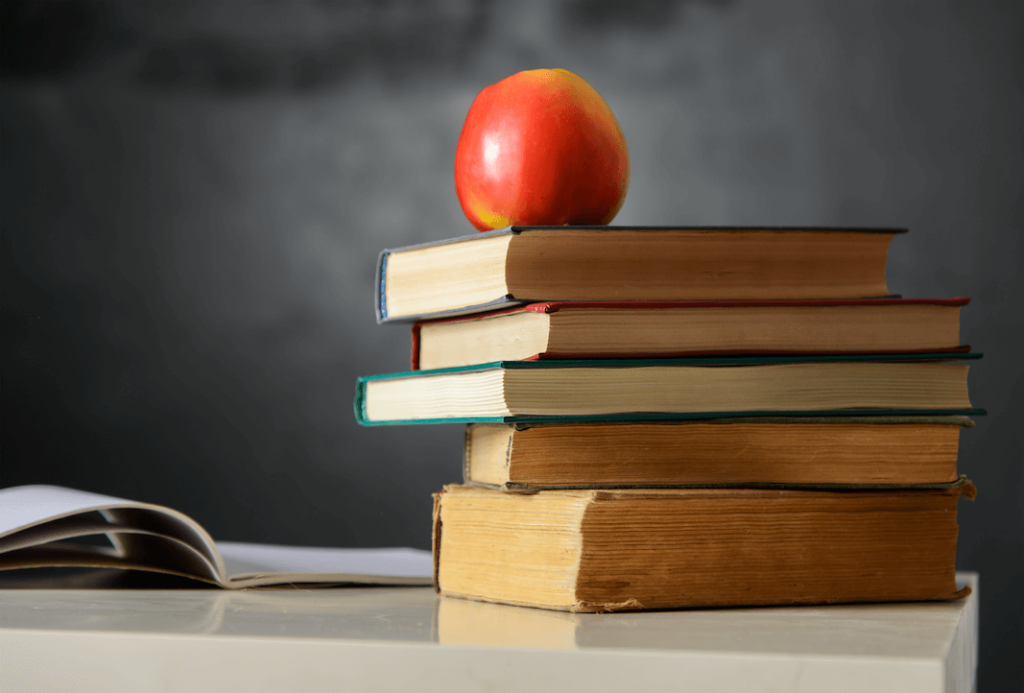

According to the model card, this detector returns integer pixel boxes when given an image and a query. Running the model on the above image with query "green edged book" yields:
[353,353,983,426]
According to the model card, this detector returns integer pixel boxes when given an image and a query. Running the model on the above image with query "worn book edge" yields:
[432,481,974,612]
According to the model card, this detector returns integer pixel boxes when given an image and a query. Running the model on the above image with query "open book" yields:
[0,485,433,588]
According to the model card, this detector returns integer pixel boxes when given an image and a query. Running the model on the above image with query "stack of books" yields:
[356,226,982,612]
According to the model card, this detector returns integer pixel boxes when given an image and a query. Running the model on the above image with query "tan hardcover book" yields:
[377,227,903,322]
[463,416,972,489]
[413,298,968,371]
[432,482,974,612]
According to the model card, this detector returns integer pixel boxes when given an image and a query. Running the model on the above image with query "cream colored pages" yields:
[0,485,433,587]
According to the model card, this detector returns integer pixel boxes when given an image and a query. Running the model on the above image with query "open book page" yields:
[0,484,184,537]
[217,543,433,587]
[0,485,226,584]
[0,485,433,588]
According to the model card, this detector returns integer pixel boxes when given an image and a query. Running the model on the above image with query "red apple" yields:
[454,69,630,231]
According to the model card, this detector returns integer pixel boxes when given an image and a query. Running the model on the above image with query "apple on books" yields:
[454,68,630,230]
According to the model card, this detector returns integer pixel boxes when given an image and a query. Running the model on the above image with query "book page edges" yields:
[572,481,971,612]
[381,295,524,324]
[377,229,519,324]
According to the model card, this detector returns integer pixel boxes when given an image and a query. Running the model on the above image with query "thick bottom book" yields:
[432,482,974,612]
[413,298,969,370]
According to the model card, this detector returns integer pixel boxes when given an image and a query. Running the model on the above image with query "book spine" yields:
[375,251,388,323]
[410,321,421,370]
[353,378,370,425]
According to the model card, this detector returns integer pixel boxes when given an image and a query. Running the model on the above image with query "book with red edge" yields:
[411,297,970,371]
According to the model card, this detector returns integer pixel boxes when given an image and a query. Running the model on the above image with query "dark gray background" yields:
[2,1,1021,689]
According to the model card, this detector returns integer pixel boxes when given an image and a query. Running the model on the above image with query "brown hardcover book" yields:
[413,298,968,371]
[432,482,975,612]
[463,416,972,489]
[377,227,904,322]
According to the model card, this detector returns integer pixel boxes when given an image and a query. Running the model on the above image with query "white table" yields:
[0,573,977,692]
